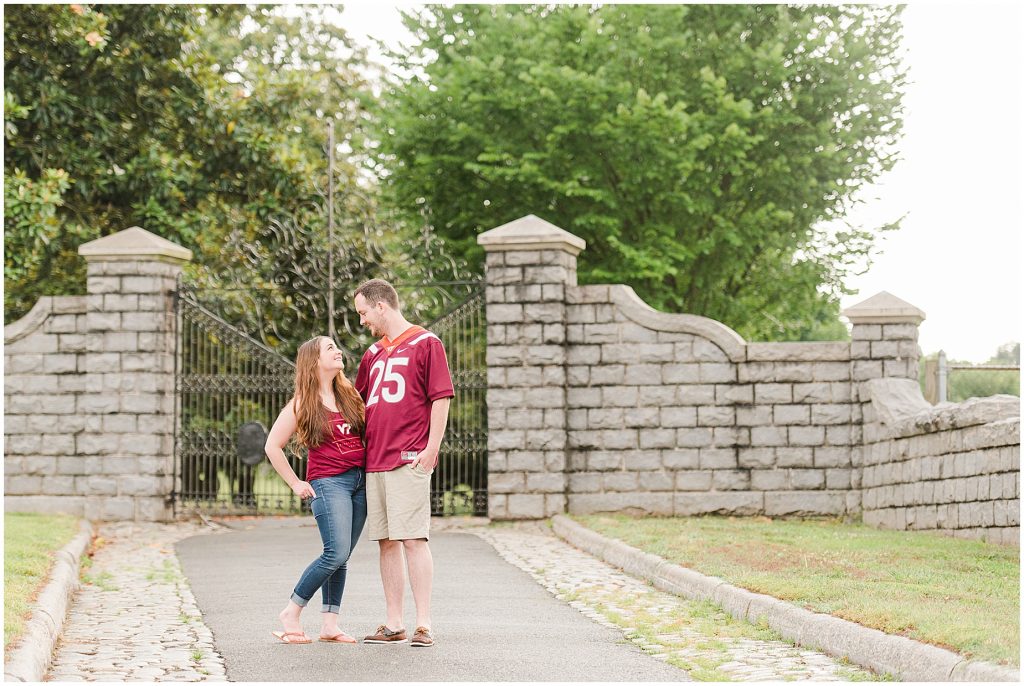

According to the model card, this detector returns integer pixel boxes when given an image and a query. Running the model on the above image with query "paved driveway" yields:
[176,520,689,681]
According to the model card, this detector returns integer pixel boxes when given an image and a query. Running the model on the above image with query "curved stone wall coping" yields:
[4,296,87,344]
[608,284,747,362]
[867,378,1021,439]
[5,296,53,344]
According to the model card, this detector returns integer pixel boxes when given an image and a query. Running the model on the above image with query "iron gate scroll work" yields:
[173,132,487,516]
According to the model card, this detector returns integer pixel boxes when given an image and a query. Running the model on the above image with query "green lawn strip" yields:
[573,514,1020,667]
[4,513,80,652]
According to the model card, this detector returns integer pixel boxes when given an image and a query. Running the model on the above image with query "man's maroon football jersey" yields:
[355,326,455,472]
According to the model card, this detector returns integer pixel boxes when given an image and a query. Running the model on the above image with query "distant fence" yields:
[923,351,1020,404]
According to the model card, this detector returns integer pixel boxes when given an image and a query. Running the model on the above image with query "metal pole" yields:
[327,120,336,342]
[938,349,948,403]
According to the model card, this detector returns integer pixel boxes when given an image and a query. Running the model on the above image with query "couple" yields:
[265,278,453,647]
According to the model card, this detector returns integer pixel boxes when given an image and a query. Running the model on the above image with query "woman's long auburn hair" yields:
[292,336,365,448]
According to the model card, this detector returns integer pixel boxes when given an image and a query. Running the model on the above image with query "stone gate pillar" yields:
[842,291,926,514]
[477,215,585,519]
[77,227,192,520]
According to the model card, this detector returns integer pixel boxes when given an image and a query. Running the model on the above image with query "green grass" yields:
[4,513,79,651]
[574,513,1020,666]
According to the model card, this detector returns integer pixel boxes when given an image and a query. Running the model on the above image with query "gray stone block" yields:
[489,472,525,493]
[569,492,673,516]
[699,363,736,383]
[596,429,638,449]
[675,470,713,491]
[814,447,852,468]
[676,384,716,405]
[5,475,43,495]
[711,427,749,447]
[789,469,826,490]
[699,448,737,470]
[662,449,700,470]
[751,470,789,490]
[506,451,546,472]
[523,303,565,323]
[755,383,793,404]
[771,362,815,382]
[489,429,527,451]
[776,447,814,468]
[791,383,832,403]
[825,425,855,446]
[674,492,763,516]
[623,451,661,470]
[764,491,846,516]
[525,472,566,493]
[639,428,676,449]
[623,363,663,385]
[676,427,713,448]
[601,386,639,407]
[588,451,624,471]
[661,407,697,428]
[715,384,753,405]
[773,405,810,425]
[663,363,700,384]
[567,345,601,365]
[738,448,776,469]
[811,362,850,382]
[603,472,639,492]
[851,324,882,341]
[525,430,566,451]
[788,425,826,446]
[712,469,750,490]
[567,387,602,407]
[736,406,773,427]
[697,406,735,427]
[569,472,602,493]
[638,471,674,491]
[750,426,787,447]
[635,385,677,407]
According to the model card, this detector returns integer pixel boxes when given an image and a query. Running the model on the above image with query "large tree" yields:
[4,4,375,323]
[375,4,906,340]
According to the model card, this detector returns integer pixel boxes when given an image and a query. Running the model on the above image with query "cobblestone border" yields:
[4,519,94,682]
[552,514,1020,682]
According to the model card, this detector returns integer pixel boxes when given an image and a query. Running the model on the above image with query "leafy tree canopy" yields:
[4,4,374,322]
[376,4,906,340]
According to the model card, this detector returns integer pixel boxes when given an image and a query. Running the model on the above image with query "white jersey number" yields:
[366,357,409,407]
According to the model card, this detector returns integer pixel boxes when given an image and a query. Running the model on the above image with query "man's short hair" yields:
[355,278,400,311]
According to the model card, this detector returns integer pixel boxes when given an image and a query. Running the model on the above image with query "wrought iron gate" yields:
[173,281,488,517]
[172,121,487,517]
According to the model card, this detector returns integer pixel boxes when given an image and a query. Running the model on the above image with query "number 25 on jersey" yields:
[366,357,409,406]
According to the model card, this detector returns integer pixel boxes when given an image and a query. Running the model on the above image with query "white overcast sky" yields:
[335,1,1023,363]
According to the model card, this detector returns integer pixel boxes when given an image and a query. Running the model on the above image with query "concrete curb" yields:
[4,519,94,683]
[551,515,1020,682]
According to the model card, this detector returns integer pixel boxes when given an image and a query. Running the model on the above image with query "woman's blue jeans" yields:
[291,468,367,613]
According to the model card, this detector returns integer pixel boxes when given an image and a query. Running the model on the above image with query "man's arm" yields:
[414,397,451,471]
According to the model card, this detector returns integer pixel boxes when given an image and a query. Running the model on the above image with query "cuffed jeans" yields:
[291,468,367,613]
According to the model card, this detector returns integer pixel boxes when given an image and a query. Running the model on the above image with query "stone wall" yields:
[479,215,1020,544]
[4,227,190,521]
[5,296,89,503]
[860,380,1020,544]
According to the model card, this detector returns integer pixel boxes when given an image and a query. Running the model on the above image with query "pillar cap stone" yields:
[477,214,586,256]
[78,226,192,263]
[842,291,925,325]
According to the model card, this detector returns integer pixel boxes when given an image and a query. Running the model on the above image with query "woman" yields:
[266,336,367,644]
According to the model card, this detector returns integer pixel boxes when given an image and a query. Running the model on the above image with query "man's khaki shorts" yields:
[366,464,432,541]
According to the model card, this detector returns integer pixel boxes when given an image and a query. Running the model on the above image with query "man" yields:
[353,278,453,648]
